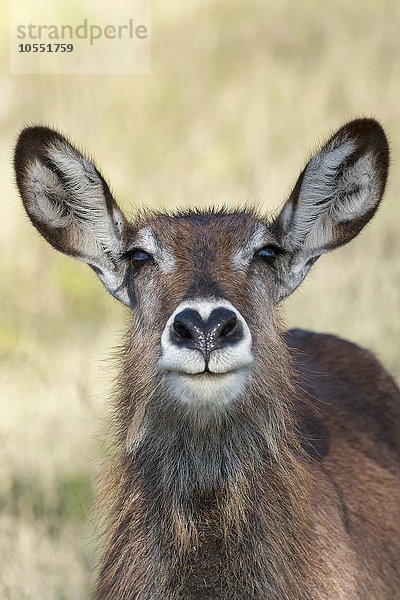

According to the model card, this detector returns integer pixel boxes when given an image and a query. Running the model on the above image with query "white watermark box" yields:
[9,0,151,74]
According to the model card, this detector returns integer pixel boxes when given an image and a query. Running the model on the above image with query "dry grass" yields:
[1,1,399,597]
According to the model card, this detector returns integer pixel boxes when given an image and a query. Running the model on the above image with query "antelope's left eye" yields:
[125,249,152,269]
[256,245,281,265]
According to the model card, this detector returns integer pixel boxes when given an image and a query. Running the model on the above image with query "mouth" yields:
[161,367,250,410]
[157,297,254,408]
[166,367,233,377]
[192,369,224,377]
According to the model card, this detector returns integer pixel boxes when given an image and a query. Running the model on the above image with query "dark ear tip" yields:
[340,117,389,158]
[338,117,390,190]
[15,125,60,150]
[14,126,66,173]
[346,116,387,138]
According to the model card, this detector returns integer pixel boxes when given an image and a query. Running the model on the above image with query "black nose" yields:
[171,307,242,361]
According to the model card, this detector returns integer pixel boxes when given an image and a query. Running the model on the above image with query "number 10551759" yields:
[18,43,74,53]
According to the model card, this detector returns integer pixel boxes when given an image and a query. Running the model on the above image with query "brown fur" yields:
[93,212,400,600]
[13,119,399,599]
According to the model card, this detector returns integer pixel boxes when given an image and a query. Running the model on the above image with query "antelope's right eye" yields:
[124,249,152,269]
[256,245,282,265]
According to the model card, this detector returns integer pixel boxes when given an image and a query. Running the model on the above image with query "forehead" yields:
[133,211,272,256]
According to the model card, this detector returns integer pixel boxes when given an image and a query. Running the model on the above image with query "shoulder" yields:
[284,327,367,356]
[284,328,386,379]
[284,328,400,455]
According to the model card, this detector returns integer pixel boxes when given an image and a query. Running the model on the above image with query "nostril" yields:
[173,321,193,340]
[220,316,237,338]
[207,308,241,346]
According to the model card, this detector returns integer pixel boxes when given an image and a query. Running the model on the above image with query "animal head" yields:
[14,119,389,415]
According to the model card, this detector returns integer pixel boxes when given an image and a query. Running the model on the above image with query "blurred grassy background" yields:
[1,0,400,597]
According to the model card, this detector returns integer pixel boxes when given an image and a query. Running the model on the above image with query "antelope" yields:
[14,119,400,599]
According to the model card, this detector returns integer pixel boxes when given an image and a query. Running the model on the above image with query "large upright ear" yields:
[271,118,389,301]
[14,126,133,306]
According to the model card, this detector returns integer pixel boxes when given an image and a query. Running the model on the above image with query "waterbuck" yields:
[14,119,400,599]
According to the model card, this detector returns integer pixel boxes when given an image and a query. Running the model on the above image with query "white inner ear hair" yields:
[282,138,378,251]
[25,160,72,227]
[25,140,122,260]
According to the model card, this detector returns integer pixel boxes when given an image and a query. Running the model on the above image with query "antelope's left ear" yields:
[271,118,389,300]
[14,126,134,306]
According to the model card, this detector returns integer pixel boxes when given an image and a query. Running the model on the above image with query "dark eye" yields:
[124,248,152,269]
[256,245,281,265]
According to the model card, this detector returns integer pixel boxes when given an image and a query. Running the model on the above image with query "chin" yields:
[161,367,251,413]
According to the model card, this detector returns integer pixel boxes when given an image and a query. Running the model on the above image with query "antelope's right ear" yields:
[271,118,389,301]
[14,126,134,307]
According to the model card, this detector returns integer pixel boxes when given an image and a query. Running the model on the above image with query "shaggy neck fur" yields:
[95,327,320,600]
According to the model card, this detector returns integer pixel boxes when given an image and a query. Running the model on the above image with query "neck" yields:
[96,340,319,599]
